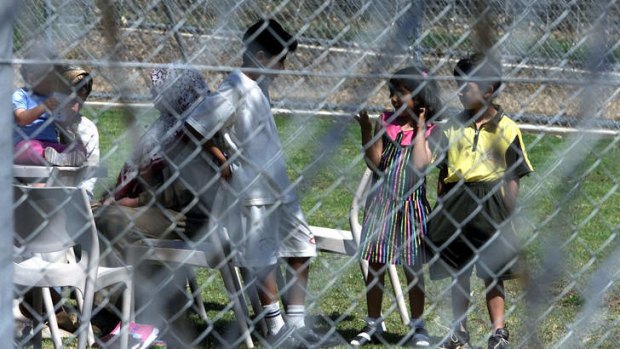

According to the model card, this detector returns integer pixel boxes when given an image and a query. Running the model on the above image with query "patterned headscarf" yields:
[130,67,208,169]
[115,67,208,200]
[150,67,208,130]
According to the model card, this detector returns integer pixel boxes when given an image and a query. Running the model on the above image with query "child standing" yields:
[351,65,442,347]
[176,19,317,348]
[428,53,533,349]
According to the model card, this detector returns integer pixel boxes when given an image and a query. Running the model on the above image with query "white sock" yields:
[286,304,306,329]
[264,302,285,336]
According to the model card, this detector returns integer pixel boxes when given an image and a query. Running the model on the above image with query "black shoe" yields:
[437,329,473,349]
[293,326,342,348]
[407,327,431,347]
[350,325,383,346]
[487,328,509,349]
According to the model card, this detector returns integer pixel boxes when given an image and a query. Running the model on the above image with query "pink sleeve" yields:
[425,123,437,138]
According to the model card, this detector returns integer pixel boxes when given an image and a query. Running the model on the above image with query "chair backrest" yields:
[349,168,373,245]
[13,185,98,257]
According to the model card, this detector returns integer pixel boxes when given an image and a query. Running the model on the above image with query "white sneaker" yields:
[410,327,431,347]
[45,147,86,167]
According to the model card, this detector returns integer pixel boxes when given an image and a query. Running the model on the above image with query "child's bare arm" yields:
[205,140,231,180]
[356,110,382,169]
[180,123,231,180]
[14,97,58,126]
[412,108,432,171]
[437,165,448,197]
[503,178,520,213]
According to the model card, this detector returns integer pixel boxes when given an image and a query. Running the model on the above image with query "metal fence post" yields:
[0,0,18,343]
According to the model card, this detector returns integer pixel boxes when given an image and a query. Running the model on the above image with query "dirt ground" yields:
[16,27,620,122]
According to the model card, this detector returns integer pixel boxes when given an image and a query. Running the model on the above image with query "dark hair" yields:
[242,19,298,64]
[389,65,443,121]
[453,52,502,95]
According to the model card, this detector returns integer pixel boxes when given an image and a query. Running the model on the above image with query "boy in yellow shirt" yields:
[429,53,533,349]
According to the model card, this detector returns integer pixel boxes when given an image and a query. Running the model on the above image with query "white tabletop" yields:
[13,165,107,186]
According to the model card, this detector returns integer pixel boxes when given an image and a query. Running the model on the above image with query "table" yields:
[13,165,106,187]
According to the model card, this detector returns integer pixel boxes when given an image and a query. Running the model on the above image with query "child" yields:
[428,53,533,349]
[13,55,86,166]
[176,19,317,347]
[351,65,442,347]
[58,65,100,198]
[95,67,210,348]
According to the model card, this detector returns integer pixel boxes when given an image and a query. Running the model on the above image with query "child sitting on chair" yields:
[13,50,86,167]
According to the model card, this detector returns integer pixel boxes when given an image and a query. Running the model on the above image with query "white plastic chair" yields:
[13,185,133,349]
[349,168,410,326]
[125,234,255,348]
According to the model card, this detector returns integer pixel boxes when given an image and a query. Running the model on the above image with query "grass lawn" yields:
[47,106,620,348]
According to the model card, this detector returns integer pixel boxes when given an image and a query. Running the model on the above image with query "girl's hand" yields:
[43,97,58,111]
[417,107,427,127]
[116,197,140,208]
[355,110,372,129]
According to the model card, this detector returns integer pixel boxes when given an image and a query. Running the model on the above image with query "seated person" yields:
[57,65,100,199]
[13,50,86,166]
[94,67,213,347]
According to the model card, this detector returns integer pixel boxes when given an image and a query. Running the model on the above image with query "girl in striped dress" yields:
[352,65,442,347]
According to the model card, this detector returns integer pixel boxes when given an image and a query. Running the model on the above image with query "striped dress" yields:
[360,112,434,266]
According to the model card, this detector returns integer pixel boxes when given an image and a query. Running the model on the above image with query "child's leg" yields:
[350,263,387,346]
[284,257,309,306]
[484,279,506,330]
[404,264,430,346]
[254,265,286,336]
[14,140,46,165]
[366,262,387,318]
[403,264,425,321]
[283,256,310,330]
[452,272,472,331]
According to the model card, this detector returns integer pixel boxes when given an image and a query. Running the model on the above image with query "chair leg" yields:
[387,264,411,325]
[240,267,268,336]
[186,269,208,322]
[33,288,43,349]
[42,287,63,349]
[74,285,96,349]
[119,279,133,349]
[219,264,254,349]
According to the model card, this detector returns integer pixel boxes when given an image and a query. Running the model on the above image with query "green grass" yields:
[43,107,620,348]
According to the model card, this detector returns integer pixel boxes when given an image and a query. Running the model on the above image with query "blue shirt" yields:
[12,88,58,145]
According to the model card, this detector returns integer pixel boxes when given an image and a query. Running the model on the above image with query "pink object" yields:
[106,321,160,349]
[381,112,436,146]
[14,140,66,165]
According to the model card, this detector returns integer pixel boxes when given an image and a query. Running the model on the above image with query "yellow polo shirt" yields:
[440,108,533,183]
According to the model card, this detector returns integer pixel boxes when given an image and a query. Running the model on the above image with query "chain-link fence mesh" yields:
[7,0,620,348]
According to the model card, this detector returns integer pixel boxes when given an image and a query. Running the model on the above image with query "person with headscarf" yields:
[93,67,212,347]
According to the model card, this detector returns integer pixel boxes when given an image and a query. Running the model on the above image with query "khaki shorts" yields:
[277,201,317,259]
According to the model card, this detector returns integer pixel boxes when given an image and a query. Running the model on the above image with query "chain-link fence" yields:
[6,0,620,348]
